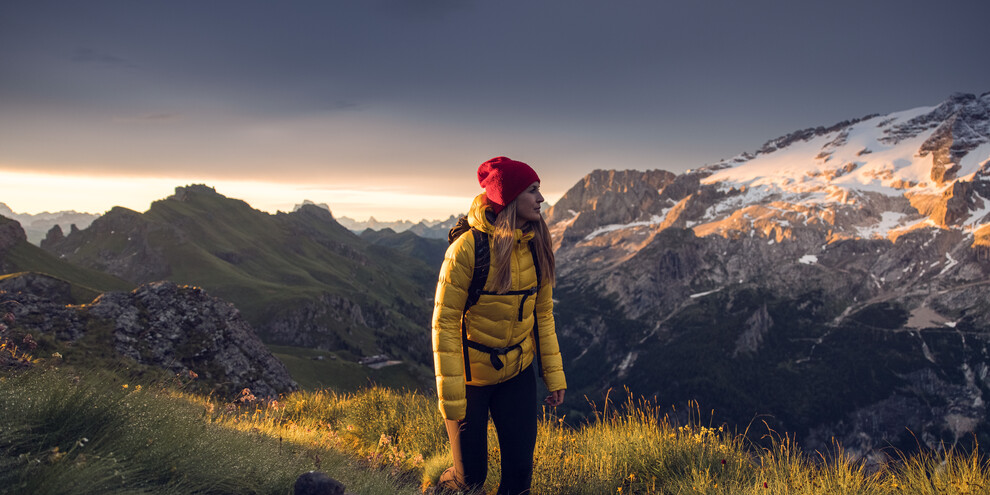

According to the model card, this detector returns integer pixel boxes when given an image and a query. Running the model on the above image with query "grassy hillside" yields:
[1,241,133,303]
[268,344,431,393]
[2,362,986,495]
[360,228,448,272]
[41,186,436,369]
[0,368,419,495]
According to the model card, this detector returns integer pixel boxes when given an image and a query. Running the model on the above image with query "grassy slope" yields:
[0,368,419,495]
[143,196,432,363]
[1,240,133,303]
[2,349,987,495]
[360,228,448,273]
[32,189,437,392]
[46,189,435,364]
[268,344,430,393]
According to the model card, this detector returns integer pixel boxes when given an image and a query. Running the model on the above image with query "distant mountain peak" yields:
[292,199,332,214]
[0,202,100,247]
[169,184,219,201]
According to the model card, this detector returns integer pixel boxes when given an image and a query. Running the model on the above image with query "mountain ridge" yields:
[0,202,100,246]
[548,91,990,461]
[38,184,437,390]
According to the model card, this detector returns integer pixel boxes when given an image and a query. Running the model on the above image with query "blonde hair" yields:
[489,199,556,294]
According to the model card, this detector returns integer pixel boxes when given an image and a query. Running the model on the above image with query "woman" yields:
[432,156,567,494]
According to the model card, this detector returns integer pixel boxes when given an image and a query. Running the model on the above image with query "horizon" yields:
[2,1,989,221]
[0,171,566,222]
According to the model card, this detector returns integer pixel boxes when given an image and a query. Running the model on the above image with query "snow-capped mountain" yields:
[547,92,990,462]
[701,92,990,236]
[551,92,989,251]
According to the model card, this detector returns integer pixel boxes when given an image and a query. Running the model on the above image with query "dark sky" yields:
[1,0,988,219]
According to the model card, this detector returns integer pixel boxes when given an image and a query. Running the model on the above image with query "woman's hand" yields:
[544,389,565,407]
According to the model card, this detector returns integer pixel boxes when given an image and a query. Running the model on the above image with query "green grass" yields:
[205,383,990,495]
[267,344,430,393]
[0,368,420,495]
[3,359,988,495]
[42,187,435,365]
[3,241,134,303]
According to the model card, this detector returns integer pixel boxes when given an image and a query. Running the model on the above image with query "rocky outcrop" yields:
[547,169,677,244]
[42,206,172,282]
[2,275,296,397]
[757,114,879,155]
[0,272,75,305]
[40,224,64,250]
[0,216,27,258]
[0,274,87,341]
[89,282,296,397]
[905,93,990,185]
[265,292,370,347]
[732,304,772,357]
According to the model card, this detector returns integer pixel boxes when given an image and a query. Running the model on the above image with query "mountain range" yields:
[318,201,459,239]
[36,185,439,388]
[1,91,987,461]
[546,92,990,461]
[0,202,99,246]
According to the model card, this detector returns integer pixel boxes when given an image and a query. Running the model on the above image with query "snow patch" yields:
[700,107,959,216]
[954,141,990,180]
[690,287,723,299]
[856,212,909,239]
[938,252,959,275]
[617,351,638,374]
[963,192,990,230]
[583,215,664,241]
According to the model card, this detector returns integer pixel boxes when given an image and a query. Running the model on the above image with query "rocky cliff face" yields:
[40,206,173,282]
[550,92,990,460]
[0,216,28,272]
[1,273,296,397]
[547,169,678,246]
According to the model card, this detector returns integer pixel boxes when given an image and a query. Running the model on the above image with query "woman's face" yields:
[515,181,544,225]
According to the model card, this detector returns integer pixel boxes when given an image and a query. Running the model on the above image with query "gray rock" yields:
[89,282,296,397]
[293,471,347,495]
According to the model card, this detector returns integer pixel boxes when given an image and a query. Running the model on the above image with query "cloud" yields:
[70,47,136,69]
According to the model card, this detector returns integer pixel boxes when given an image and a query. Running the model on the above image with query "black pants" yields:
[440,364,538,495]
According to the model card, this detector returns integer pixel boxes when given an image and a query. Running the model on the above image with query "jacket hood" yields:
[467,193,534,241]
[467,193,495,233]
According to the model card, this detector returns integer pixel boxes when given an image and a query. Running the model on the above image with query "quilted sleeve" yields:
[431,233,475,420]
[534,281,566,392]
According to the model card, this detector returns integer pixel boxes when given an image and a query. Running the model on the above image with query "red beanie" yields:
[477,156,540,214]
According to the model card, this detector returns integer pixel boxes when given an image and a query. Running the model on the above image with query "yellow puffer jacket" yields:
[432,194,567,421]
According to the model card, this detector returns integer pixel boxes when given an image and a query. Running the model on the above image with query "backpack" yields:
[447,216,543,382]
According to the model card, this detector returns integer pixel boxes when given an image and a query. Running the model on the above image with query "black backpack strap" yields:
[460,229,489,382]
[466,230,489,309]
[529,240,544,378]
[448,216,472,244]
